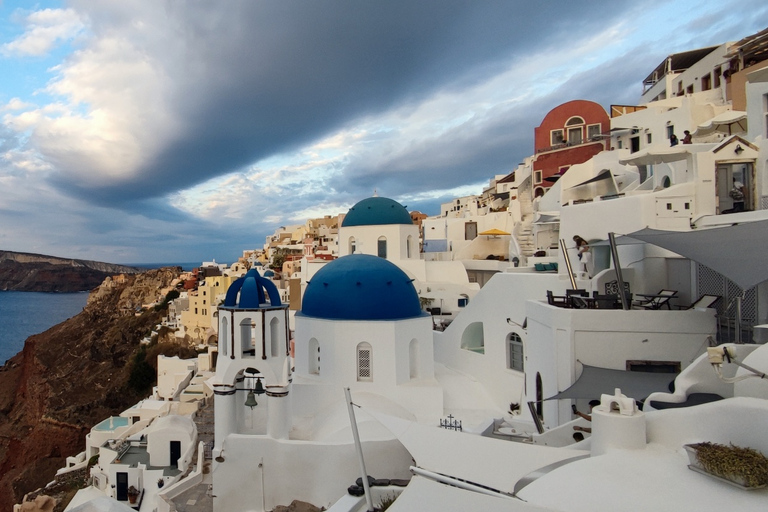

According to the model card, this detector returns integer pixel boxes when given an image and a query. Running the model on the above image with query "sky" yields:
[1,1,767,264]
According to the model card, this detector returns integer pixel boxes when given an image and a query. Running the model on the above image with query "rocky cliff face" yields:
[0,267,181,510]
[0,251,142,292]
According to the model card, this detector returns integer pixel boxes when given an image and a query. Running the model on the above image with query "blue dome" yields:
[342,197,413,227]
[223,269,282,309]
[263,269,275,277]
[300,254,423,321]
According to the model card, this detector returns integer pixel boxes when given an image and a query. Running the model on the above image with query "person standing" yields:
[682,130,692,144]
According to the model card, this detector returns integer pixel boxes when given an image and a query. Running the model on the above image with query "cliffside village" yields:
[18,26,768,512]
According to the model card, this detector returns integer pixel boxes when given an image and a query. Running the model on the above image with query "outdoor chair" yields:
[633,289,677,310]
[674,294,721,310]
[592,293,621,309]
[546,290,569,308]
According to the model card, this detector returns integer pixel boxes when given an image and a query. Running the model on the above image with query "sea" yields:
[0,291,89,364]
[0,262,204,364]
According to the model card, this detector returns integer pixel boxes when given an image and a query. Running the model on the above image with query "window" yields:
[357,342,372,381]
[763,94,768,137]
[647,133,652,144]
[220,317,228,356]
[550,129,565,145]
[195,308,198,314]
[587,124,601,140]
[534,170,542,184]
[407,235,413,258]
[686,84,693,94]
[714,67,721,88]
[349,237,356,254]
[507,333,524,371]
[377,237,387,258]
[702,74,711,91]
[270,317,280,357]
[666,125,674,139]
[409,339,419,379]
[461,322,485,354]
[241,318,254,355]
[568,127,583,144]
[565,116,584,126]
[308,338,320,375]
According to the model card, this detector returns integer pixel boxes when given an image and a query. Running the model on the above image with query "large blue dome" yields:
[341,197,413,227]
[223,269,282,309]
[300,254,423,321]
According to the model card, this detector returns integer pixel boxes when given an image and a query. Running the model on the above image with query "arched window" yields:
[377,236,387,258]
[460,322,485,354]
[349,237,356,254]
[240,318,254,356]
[565,116,585,126]
[357,342,373,381]
[308,338,320,375]
[565,117,584,144]
[407,235,413,258]
[409,339,419,379]
[270,317,280,357]
[220,316,228,356]
[506,332,524,371]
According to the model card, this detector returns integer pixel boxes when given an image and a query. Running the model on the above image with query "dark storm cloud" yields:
[53,0,639,206]
[332,46,657,201]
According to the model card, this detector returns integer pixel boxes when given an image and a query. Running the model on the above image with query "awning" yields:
[625,221,768,290]
[618,143,717,166]
[479,228,511,236]
[570,168,613,188]
[694,111,748,136]
[545,364,674,402]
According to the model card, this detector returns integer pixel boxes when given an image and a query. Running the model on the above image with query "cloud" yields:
[2,1,768,263]
[9,0,646,207]
[1,8,85,57]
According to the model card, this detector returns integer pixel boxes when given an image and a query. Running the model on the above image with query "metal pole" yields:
[344,388,374,512]
[736,294,743,344]
[608,232,629,310]
[560,238,577,290]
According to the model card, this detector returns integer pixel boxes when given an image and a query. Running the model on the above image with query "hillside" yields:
[0,267,184,510]
[0,250,141,292]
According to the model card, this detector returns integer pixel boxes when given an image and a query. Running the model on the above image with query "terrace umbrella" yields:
[478,228,511,237]
[694,111,748,136]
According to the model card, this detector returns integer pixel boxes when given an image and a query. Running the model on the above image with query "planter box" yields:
[684,444,767,490]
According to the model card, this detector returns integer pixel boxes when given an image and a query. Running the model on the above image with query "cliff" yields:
[0,251,142,292]
[0,267,182,510]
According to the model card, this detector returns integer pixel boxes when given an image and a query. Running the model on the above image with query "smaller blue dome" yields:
[223,269,282,309]
[342,197,413,227]
[263,269,275,277]
[301,254,423,321]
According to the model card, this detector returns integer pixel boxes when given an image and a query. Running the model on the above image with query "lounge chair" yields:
[675,294,721,310]
[633,289,677,310]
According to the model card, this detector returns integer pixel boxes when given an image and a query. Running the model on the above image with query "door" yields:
[716,162,753,214]
[630,136,640,153]
[170,441,181,468]
[464,221,477,240]
[116,472,128,501]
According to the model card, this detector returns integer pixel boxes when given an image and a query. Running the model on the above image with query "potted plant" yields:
[127,485,140,504]
[685,442,768,489]
[157,478,165,489]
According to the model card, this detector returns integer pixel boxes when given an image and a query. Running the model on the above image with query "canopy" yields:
[625,221,768,290]
[618,143,716,166]
[479,228,511,236]
[695,111,748,136]
[570,168,613,188]
[545,364,674,402]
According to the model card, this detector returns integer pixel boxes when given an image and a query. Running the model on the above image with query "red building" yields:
[532,100,610,194]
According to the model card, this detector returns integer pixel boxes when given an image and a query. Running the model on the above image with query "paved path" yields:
[170,398,214,512]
